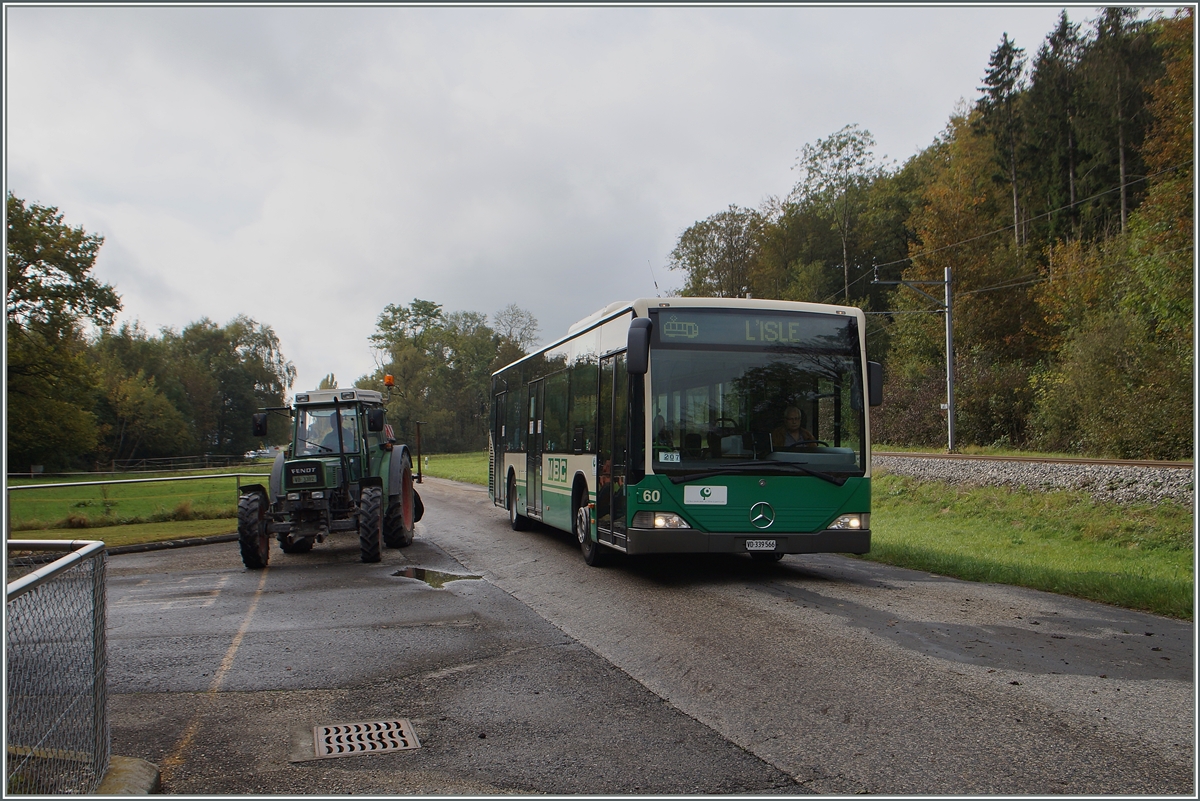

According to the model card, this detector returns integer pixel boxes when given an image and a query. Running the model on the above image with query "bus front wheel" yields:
[576,500,606,567]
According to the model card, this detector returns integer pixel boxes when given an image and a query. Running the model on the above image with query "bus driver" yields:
[771,406,814,449]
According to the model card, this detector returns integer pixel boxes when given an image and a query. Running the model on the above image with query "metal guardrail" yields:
[111,454,248,471]
[6,540,109,794]
[6,473,271,492]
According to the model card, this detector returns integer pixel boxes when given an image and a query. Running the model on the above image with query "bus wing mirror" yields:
[252,413,269,438]
[366,408,385,432]
[868,361,884,407]
[627,318,652,375]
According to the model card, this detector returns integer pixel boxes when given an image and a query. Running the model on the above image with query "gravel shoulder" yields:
[874,455,1194,506]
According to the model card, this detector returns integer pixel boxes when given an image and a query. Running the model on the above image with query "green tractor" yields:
[237,384,423,568]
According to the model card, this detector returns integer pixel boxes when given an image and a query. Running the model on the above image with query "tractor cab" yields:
[239,383,420,569]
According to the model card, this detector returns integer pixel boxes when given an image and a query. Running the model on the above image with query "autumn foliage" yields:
[668,10,1192,459]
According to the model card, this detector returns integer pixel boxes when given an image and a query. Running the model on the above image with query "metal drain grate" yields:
[313,719,421,759]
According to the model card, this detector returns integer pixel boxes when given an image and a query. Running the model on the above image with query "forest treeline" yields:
[667,9,1193,459]
[6,191,298,471]
[7,9,1191,471]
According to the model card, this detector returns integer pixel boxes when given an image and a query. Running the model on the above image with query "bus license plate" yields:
[746,539,776,552]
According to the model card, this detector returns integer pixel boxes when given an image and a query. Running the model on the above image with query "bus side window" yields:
[570,359,598,453]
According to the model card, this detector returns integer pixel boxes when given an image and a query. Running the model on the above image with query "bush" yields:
[872,362,946,447]
[1031,312,1193,459]
[954,351,1035,448]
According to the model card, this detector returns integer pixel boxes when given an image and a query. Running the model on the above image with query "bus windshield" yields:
[648,308,865,477]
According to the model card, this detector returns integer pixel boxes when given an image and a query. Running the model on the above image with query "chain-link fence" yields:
[6,540,108,795]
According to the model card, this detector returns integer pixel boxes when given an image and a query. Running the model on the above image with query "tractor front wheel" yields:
[238,492,270,569]
[359,485,384,563]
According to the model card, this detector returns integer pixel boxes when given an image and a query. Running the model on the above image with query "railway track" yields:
[874,451,1194,470]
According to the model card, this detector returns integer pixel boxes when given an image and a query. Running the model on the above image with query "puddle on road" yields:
[392,567,482,588]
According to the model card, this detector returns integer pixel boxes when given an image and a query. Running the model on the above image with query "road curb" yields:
[106,533,237,556]
[94,755,161,794]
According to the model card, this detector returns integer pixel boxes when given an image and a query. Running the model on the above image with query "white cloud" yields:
[10,4,1126,391]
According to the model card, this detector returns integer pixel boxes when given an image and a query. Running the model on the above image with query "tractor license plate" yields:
[746,539,776,552]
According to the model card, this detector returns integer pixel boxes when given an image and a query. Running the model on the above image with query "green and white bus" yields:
[488,297,883,566]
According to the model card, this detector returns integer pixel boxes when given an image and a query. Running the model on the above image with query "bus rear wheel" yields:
[508,474,528,531]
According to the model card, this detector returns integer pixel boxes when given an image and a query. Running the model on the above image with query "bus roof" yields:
[496,296,866,378]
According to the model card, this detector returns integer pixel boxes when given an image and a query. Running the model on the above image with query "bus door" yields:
[526,380,544,518]
[492,390,506,505]
[597,352,628,548]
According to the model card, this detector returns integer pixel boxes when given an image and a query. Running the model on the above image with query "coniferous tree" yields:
[977,33,1028,246]
[1024,11,1084,241]
[1075,8,1162,235]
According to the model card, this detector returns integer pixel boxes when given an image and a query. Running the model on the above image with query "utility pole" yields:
[872,266,956,452]
[943,266,955,452]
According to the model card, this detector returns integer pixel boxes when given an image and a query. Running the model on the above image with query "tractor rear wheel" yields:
[359,485,384,563]
[384,455,415,548]
[238,492,270,569]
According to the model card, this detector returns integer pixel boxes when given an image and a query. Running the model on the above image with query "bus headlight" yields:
[311,491,325,500]
[827,514,867,530]
[632,511,692,529]
[287,492,300,501]
[653,512,691,529]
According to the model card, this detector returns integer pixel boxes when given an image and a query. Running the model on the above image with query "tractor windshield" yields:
[295,406,360,456]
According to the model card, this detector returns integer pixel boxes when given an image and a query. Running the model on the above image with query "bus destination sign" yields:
[652,309,853,348]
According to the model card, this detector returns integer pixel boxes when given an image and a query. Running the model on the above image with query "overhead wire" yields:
[862,243,1194,341]
[817,162,1189,312]
[868,161,1189,274]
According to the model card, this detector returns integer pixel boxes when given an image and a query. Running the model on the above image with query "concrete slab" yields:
[94,755,161,794]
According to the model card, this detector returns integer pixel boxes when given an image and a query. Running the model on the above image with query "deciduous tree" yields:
[789,125,888,299]
[6,193,121,470]
[668,205,763,298]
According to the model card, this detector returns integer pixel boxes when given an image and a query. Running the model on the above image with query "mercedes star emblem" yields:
[750,501,775,529]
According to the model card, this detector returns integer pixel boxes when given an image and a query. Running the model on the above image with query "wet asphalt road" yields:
[107,477,1194,794]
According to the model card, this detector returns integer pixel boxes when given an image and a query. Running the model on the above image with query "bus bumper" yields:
[624,528,871,556]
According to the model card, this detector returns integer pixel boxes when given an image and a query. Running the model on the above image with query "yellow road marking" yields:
[159,568,269,782]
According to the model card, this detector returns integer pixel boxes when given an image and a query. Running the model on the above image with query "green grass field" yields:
[10,453,1192,618]
[420,452,491,486]
[6,468,269,531]
[11,519,239,549]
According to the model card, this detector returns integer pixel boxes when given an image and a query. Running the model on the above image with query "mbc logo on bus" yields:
[546,457,570,484]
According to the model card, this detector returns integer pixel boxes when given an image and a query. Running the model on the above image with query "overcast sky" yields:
[7,4,1146,393]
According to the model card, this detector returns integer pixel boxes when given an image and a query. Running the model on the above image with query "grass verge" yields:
[11,519,237,549]
[869,473,1192,619]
